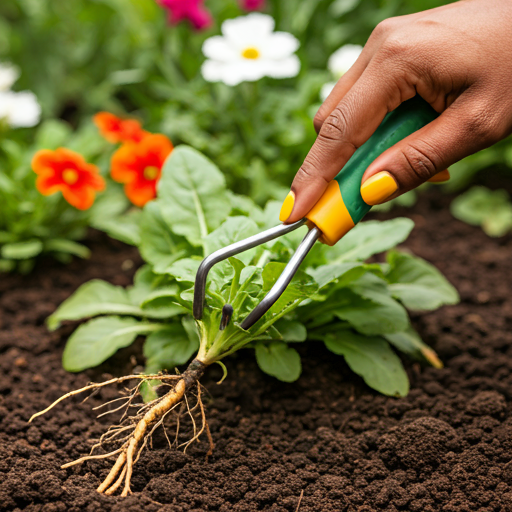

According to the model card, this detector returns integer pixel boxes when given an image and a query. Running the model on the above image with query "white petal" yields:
[0,63,19,92]
[202,59,268,86]
[264,55,300,79]
[0,91,41,128]
[259,32,299,60]
[320,82,336,101]
[328,44,363,77]
[222,13,275,48]
[202,36,238,61]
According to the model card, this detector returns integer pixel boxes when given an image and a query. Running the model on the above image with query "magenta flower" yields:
[240,0,265,10]
[157,0,212,30]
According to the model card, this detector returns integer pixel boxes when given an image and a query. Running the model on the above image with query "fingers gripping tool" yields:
[193,97,439,329]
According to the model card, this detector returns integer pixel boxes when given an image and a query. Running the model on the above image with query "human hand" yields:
[280,0,512,223]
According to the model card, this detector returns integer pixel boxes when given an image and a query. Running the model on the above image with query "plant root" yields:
[30,359,209,496]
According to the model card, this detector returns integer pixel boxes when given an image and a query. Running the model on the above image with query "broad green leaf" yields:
[204,216,259,263]
[93,209,142,246]
[143,321,199,373]
[307,262,364,289]
[324,331,409,396]
[48,280,149,330]
[63,317,158,372]
[451,186,512,237]
[255,341,302,382]
[385,250,459,311]
[385,326,442,368]
[1,239,43,259]
[325,218,414,263]
[166,258,201,282]
[329,287,408,335]
[139,201,189,273]
[158,146,231,246]
[275,319,307,342]
[44,239,91,259]
[228,191,263,222]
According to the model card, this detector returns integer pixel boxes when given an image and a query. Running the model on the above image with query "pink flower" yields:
[240,0,265,11]
[157,0,212,30]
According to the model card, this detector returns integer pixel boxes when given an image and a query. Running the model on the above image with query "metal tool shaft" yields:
[240,226,321,330]
[193,219,307,320]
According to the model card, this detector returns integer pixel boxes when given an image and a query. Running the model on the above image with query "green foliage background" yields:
[6,0,502,204]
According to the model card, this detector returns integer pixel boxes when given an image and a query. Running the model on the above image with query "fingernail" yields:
[361,171,398,205]
[427,169,451,183]
[279,191,295,222]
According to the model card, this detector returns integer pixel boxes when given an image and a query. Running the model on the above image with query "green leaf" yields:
[307,262,364,289]
[255,341,302,382]
[385,250,459,311]
[325,218,414,263]
[204,216,259,263]
[63,317,158,372]
[139,201,189,273]
[324,331,409,396]
[44,239,91,259]
[385,326,442,368]
[275,319,307,342]
[143,321,199,373]
[451,186,512,237]
[93,209,142,246]
[47,280,146,330]
[158,146,231,246]
[1,239,43,259]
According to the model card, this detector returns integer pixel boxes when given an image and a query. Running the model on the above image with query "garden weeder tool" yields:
[193,96,439,330]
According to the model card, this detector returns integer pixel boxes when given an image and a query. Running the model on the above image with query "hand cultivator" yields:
[30,97,442,496]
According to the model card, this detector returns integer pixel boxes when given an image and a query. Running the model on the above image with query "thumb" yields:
[360,94,505,205]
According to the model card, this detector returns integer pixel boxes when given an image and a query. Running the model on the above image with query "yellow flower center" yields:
[62,169,79,185]
[241,47,260,60]
[144,166,159,181]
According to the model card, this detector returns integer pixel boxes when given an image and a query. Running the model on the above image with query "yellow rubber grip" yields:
[305,181,355,246]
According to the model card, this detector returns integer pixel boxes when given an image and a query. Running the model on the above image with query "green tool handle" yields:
[339,95,439,223]
[305,96,439,245]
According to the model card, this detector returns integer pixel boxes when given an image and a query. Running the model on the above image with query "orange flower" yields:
[32,148,106,210]
[111,134,173,207]
[93,112,148,144]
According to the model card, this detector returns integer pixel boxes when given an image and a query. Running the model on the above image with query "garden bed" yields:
[1,190,512,512]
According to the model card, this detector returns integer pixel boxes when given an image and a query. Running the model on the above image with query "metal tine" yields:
[240,226,321,330]
[193,218,307,320]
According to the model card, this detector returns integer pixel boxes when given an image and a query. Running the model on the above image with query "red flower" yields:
[32,148,106,210]
[111,134,173,207]
[157,0,212,30]
[93,112,148,144]
[240,0,265,11]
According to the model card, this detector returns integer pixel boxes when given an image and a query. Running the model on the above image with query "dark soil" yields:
[2,192,512,512]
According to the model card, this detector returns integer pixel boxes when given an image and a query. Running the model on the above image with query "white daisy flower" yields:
[320,44,363,101]
[328,44,363,78]
[201,13,300,86]
[0,63,20,92]
[0,91,41,128]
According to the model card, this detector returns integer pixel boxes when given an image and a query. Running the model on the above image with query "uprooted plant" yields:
[30,146,459,495]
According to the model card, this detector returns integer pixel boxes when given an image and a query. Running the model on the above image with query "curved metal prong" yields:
[240,226,321,330]
[193,219,307,320]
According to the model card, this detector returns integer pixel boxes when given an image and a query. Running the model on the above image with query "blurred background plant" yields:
[1,0,511,273]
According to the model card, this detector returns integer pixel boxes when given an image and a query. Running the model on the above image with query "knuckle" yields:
[379,35,410,60]
[294,164,329,186]
[372,18,398,40]
[400,143,439,181]
[319,107,350,142]
[465,107,507,145]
